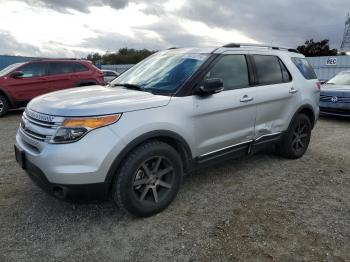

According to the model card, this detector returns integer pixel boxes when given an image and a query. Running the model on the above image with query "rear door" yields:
[251,54,299,138]
[192,53,258,156]
[6,62,50,102]
[70,62,93,86]
[47,62,76,92]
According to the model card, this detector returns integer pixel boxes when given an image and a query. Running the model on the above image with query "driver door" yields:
[7,62,50,102]
[192,54,258,157]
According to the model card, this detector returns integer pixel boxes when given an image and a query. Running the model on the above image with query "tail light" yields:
[316,81,321,90]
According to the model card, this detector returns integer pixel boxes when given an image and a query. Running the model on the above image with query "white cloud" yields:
[4,0,347,57]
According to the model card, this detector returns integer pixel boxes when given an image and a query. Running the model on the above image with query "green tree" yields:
[86,53,102,64]
[297,39,338,57]
[87,48,156,65]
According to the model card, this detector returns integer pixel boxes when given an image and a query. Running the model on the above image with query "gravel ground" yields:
[0,110,349,261]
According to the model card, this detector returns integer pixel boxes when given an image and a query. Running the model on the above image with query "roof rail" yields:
[222,43,241,48]
[29,58,85,62]
[222,43,300,53]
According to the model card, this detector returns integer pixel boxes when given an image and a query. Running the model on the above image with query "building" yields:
[0,55,36,70]
[307,55,350,81]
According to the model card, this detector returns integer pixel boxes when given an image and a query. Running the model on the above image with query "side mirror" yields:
[11,71,24,79]
[195,78,224,95]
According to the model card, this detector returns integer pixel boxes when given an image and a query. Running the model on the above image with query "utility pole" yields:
[340,13,350,52]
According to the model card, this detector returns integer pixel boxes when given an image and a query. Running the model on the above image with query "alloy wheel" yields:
[132,156,174,204]
[0,98,3,113]
[291,121,308,153]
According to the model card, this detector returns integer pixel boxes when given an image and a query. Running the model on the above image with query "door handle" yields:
[289,87,298,94]
[240,95,254,103]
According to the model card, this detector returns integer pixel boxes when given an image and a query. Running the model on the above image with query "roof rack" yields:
[222,43,300,53]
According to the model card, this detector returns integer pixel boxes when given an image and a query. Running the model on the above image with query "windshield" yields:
[0,63,24,77]
[110,52,209,94]
[327,72,350,85]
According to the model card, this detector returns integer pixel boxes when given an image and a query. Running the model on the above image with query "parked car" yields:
[0,59,104,116]
[320,71,350,117]
[102,70,120,83]
[15,44,320,217]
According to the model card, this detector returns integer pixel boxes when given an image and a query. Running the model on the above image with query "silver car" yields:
[102,69,119,83]
[15,44,320,217]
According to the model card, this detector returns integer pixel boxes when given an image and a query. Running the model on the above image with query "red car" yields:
[0,59,104,116]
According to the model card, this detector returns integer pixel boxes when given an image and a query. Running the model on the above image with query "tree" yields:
[86,48,156,65]
[86,53,102,64]
[297,39,338,57]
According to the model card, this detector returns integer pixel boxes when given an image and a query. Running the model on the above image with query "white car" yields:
[102,70,119,83]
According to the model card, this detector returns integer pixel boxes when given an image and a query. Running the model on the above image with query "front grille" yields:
[20,109,63,143]
[20,126,48,141]
[23,112,59,128]
[320,95,350,103]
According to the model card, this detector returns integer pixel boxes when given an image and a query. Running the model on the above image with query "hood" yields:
[28,85,171,117]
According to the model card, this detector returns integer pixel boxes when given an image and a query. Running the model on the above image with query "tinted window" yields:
[74,63,89,72]
[206,55,249,90]
[279,60,292,82]
[20,63,47,78]
[291,57,317,80]
[49,62,75,75]
[253,55,284,85]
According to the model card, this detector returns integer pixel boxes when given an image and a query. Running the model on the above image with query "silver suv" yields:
[15,44,320,217]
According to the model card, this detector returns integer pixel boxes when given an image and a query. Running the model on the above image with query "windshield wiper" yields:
[111,83,144,91]
[326,82,335,85]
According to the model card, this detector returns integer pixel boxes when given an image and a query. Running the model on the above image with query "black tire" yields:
[277,114,312,159]
[0,94,9,117]
[112,140,183,217]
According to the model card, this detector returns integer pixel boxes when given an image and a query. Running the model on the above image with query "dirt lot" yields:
[0,110,349,261]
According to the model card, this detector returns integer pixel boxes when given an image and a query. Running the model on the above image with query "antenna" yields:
[340,13,350,52]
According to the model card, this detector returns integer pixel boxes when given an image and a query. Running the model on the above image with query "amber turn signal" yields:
[62,114,121,129]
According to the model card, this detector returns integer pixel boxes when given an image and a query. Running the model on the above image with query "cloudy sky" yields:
[0,0,350,57]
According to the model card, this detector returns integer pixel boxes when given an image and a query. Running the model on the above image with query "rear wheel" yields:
[277,114,311,159]
[113,141,183,217]
[0,95,9,117]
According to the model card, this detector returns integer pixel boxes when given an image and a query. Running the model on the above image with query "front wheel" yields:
[277,114,312,159]
[0,95,9,117]
[112,141,183,217]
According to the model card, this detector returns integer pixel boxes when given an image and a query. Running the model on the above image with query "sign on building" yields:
[326,57,337,66]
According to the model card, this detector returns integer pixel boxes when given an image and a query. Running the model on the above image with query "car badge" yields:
[331,96,338,103]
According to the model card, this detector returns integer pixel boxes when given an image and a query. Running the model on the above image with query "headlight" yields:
[50,114,121,144]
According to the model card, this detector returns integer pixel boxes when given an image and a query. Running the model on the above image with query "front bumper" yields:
[15,124,127,200]
[319,102,350,117]
[319,108,350,117]
[22,156,109,201]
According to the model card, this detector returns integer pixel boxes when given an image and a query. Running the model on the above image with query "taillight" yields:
[316,81,321,90]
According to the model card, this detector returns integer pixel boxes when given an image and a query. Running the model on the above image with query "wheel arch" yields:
[105,130,193,186]
[296,104,316,129]
[288,104,316,131]
[0,88,14,108]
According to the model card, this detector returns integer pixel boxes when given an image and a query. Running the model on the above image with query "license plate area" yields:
[14,145,26,170]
